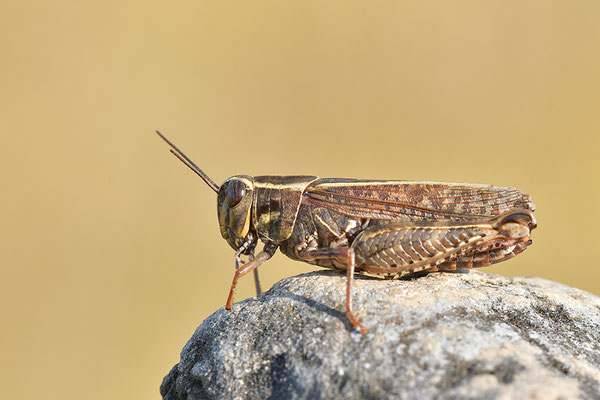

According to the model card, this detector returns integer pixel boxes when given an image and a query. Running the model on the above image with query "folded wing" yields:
[304,178,535,221]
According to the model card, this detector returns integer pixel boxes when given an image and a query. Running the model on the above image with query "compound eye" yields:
[227,179,246,207]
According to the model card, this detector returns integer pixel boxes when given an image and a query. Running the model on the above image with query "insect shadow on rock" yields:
[156,131,537,334]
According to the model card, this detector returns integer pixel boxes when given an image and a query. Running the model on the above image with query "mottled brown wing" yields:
[303,178,535,221]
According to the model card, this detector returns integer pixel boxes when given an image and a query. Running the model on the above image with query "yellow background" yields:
[2,1,599,399]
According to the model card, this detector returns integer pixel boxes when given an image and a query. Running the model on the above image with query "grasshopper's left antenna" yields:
[156,130,220,193]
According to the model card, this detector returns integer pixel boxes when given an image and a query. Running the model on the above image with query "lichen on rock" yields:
[161,270,600,400]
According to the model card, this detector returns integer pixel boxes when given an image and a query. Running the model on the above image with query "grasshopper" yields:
[157,131,537,333]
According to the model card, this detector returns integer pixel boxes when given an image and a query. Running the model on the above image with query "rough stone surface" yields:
[161,270,600,400]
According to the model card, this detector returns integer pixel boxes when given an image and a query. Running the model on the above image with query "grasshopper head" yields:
[156,131,257,252]
[217,176,256,251]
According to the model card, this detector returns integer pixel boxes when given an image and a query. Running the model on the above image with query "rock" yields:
[161,270,600,400]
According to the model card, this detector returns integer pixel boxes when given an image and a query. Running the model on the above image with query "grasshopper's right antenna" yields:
[156,130,220,193]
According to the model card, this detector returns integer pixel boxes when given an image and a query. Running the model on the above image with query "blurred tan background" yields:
[1,1,599,399]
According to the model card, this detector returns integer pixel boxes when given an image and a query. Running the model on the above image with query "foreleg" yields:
[226,243,277,310]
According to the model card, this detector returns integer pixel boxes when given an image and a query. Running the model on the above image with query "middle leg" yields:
[298,247,367,334]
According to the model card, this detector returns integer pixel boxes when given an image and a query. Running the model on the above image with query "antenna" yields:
[156,130,220,193]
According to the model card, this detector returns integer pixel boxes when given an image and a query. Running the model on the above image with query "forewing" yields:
[304,178,535,221]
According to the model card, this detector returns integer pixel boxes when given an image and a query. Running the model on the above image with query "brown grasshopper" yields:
[157,131,537,333]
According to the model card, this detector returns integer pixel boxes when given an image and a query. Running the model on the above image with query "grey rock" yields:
[161,270,600,400]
